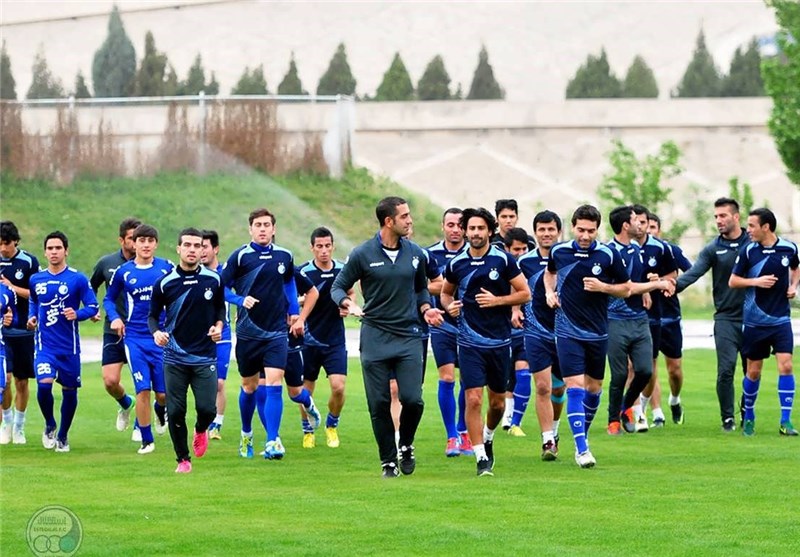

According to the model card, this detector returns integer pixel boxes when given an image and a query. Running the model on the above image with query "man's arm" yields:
[675,245,713,292]
[543,269,559,308]
[74,278,100,321]
[89,258,106,293]
[331,250,361,308]
[583,278,632,298]
[475,274,531,308]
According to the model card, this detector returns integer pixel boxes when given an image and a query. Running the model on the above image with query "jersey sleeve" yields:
[28,277,39,320]
[148,277,166,334]
[295,269,315,296]
[610,249,630,283]
[659,241,678,276]
[676,244,713,292]
[503,255,522,281]
[331,248,361,307]
[103,267,125,321]
[76,275,100,321]
[790,243,800,270]
[730,248,750,277]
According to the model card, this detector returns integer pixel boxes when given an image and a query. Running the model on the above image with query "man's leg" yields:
[715,320,742,428]
[621,324,653,433]
[209,341,230,439]
[777,352,796,434]
[164,363,191,463]
[235,338,263,457]
[189,363,217,458]
[394,337,425,449]
[606,320,629,432]
[360,325,399,470]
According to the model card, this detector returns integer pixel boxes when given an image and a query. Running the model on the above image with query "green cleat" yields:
[742,419,755,437]
[779,422,799,436]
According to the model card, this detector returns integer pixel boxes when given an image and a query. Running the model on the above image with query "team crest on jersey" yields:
[14,269,23,280]
[648,256,657,267]
[129,278,137,285]
[412,256,419,269]
[58,284,69,295]
[204,288,213,300]
[782,256,790,267]
[489,268,499,280]
[277,263,286,275]
[35,282,47,295]
[592,263,602,276]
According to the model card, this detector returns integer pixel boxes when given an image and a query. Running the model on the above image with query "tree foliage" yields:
[417,55,452,100]
[622,55,658,98]
[92,5,136,97]
[728,176,755,215]
[231,65,268,95]
[467,45,504,99]
[317,43,356,96]
[674,29,722,97]
[73,70,91,99]
[26,46,65,99]
[206,72,219,95]
[134,31,169,96]
[277,53,306,95]
[565,48,622,98]
[375,52,414,101]
[179,54,208,95]
[1,41,16,100]
[721,38,765,96]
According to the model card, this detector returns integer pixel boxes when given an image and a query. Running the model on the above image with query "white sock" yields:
[640,396,651,412]
[542,430,555,444]
[633,403,644,419]
[214,414,224,425]
[669,394,681,406]
[394,430,400,448]
[503,398,513,420]
[483,425,495,443]
[473,443,487,461]
[2,408,12,424]
[653,408,666,421]
[14,409,26,429]
[552,419,560,435]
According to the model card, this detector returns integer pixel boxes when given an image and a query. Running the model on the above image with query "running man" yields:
[490,199,537,251]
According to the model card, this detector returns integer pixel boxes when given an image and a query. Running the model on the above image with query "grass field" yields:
[1,349,799,556]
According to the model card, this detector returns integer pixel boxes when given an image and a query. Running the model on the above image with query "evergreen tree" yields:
[0,41,16,100]
[205,71,219,95]
[565,48,622,98]
[164,65,179,96]
[467,45,504,99]
[316,43,356,95]
[73,70,91,98]
[277,53,306,95]
[231,65,268,94]
[26,46,65,99]
[375,52,414,101]
[92,4,137,97]
[622,55,659,98]
[674,29,722,97]
[453,82,463,100]
[417,55,451,100]
[721,38,765,96]
[134,31,169,96]
[179,54,207,95]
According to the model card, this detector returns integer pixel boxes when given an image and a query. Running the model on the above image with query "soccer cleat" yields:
[137,442,155,455]
[42,427,57,449]
[484,440,495,470]
[508,425,526,437]
[175,460,192,473]
[116,402,133,431]
[607,421,622,436]
[325,427,340,448]
[445,437,460,457]
[193,429,209,458]
[670,403,685,425]
[305,400,322,431]
[635,415,649,433]
[459,432,474,456]
[721,418,737,433]
[263,438,286,460]
[574,449,596,469]
[554,433,560,448]
[651,417,666,428]
[620,408,636,433]
[399,445,416,475]
[302,432,316,449]
[239,432,254,458]
[779,422,799,436]
[0,421,11,445]
[382,462,399,478]
[476,457,494,477]
[155,415,168,436]
[131,427,142,443]
[742,419,755,437]
[208,423,222,440]
[501,413,512,431]
[55,439,70,453]
[12,427,27,445]
[541,440,558,461]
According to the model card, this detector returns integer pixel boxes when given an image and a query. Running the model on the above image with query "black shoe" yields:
[541,439,558,461]
[476,457,494,477]
[670,403,684,425]
[722,417,736,432]
[739,394,745,428]
[620,408,636,433]
[381,461,399,478]
[399,445,416,475]
[484,440,494,470]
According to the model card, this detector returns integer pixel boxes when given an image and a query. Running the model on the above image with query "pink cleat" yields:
[193,429,209,458]
[175,460,192,473]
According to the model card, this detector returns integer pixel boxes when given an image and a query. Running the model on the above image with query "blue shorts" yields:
[742,323,794,360]
[124,336,165,394]
[236,336,288,377]
[430,327,458,368]
[556,336,608,380]
[216,341,232,380]
[659,320,683,359]
[285,349,304,388]
[458,344,511,393]
[6,334,35,379]
[649,322,662,360]
[101,331,128,366]
[35,352,82,388]
[511,333,526,364]
[303,344,347,382]
[0,349,6,390]
[525,333,561,377]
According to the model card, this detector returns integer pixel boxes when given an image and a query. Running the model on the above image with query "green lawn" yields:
[2,349,799,556]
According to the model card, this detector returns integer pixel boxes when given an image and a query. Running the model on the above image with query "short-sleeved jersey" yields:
[547,240,629,341]
[91,250,132,335]
[0,283,15,351]
[150,266,225,366]
[662,242,692,323]
[212,263,232,342]
[104,257,174,339]
[29,267,99,356]
[640,234,678,323]
[298,259,346,347]
[427,241,466,334]
[220,242,295,341]
[607,238,647,321]
[289,268,315,351]
[518,248,556,338]
[732,238,800,327]
[0,248,39,336]
[445,245,522,348]
[417,247,444,338]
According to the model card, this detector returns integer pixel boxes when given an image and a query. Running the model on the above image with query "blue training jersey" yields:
[104,257,173,338]
[0,283,15,355]
[662,242,692,323]
[29,267,99,356]
[444,245,522,348]
[607,238,647,321]
[289,268,316,352]
[732,238,799,327]
[427,240,466,334]
[0,248,39,336]
[213,263,232,342]
[518,248,556,338]
[298,259,346,347]
[640,234,678,323]
[547,240,629,341]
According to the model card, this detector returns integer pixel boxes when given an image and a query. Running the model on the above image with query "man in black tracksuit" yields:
[331,197,444,478]
[675,198,750,431]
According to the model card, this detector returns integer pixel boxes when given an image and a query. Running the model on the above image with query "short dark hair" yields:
[202,229,219,248]
[119,217,142,238]
[310,226,334,244]
[714,197,740,214]
[503,227,529,247]
[132,224,159,242]
[533,210,562,232]
[609,205,634,234]
[494,199,518,217]
[177,227,203,244]
[648,213,661,230]
[249,208,276,226]
[749,207,777,232]
[376,196,407,226]
[0,221,20,243]
[442,207,462,221]
[44,230,68,250]
[631,204,649,217]
[571,204,602,227]
[460,207,498,235]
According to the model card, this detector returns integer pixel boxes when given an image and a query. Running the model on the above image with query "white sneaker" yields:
[55,439,70,453]
[0,421,12,444]
[155,415,168,436]
[635,416,650,433]
[42,428,57,449]
[12,427,27,444]
[131,428,142,443]
[305,399,322,431]
[116,403,133,431]
[137,442,155,455]
[574,449,596,469]
[501,412,513,431]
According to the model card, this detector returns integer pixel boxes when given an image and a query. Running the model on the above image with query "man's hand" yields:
[582,277,606,293]
[2,307,12,327]
[475,288,497,308]
[346,302,364,317]
[153,331,170,347]
[242,296,259,309]
[207,325,222,343]
[445,300,462,318]
[423,307,445,327]
[511,307,524,329]
[545,291,560,309]
[754,275,778,289]
[62,307,78,321]
[27,316,37,330]
[290,315,305,337]
[110,318,125,337]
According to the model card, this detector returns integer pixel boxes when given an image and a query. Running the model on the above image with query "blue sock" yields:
[140,424,154,444]
[326,412,340,429]
[117,394,133,409]
[301,418,312,434]
[511,369,532,427]
[153,401,166,426]
[256,385,267,432]
[239,387,256,434]
[37,382,57,430]
[742,376,760,421]
[438,380,458,438]
[567,387,588,454]
[289,387,311,408]
[778,375,795,424]
[265,385,283,442]
[57,389,78,442]
[456,381,467,433]
[134,418,140,430]
[583,389,602,434]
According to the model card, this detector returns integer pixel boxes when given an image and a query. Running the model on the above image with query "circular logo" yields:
[58,285,68,295]
[591,263,602,276]
[204,289,213,300]
[277,263,286,275]
[26,505,83,556]
[488,269,499,280]
[15,269,24,280]
[781,256,789,267]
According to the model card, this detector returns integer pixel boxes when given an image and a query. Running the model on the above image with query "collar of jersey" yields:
[571,240,597,252]
[374,233,402,252]
[249,242,274,254]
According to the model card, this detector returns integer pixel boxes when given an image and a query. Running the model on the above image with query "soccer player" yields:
[149,228,225,473]
[90,217,140,436]
[544,205,631,468]
[221,208,320,460]
[427,208,472,457]
[0,220,40,445]
[441,208,531,477]
[729,208,799,437]
[28,231,99,452]
[675,198,750,431]
[331,196,443,478]
[517,210,563,459]
[104,224,172,454]
[200,230,231,440]
[490,199,537,251]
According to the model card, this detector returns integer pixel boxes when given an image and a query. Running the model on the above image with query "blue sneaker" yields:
[264,438,286,460]
[239,431,254,458]
[305,400,322,431]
